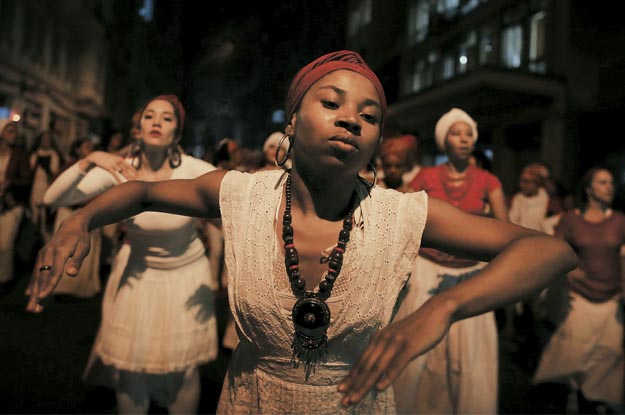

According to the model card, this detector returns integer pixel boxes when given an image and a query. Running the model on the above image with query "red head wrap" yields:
[151,94,186,136]
[285,50,387,127]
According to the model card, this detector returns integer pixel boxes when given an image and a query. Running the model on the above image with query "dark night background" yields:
[143,0,349,149]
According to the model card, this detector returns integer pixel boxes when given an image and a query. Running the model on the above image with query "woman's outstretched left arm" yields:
[338,196,577,406]
[26,169,227,312]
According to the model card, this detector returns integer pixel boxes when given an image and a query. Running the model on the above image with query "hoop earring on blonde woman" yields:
[275,134,293,167]
[168,142,182,168]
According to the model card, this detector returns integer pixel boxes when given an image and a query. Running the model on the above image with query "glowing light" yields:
[11,114,20,122]
[459,55,468,65]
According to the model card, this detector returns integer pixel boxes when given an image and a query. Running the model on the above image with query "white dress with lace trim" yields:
[217,169,428,414]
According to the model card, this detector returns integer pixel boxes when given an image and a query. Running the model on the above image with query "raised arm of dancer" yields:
[27,169,227,312]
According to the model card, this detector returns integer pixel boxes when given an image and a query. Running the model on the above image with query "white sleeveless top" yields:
[218,169,428,414]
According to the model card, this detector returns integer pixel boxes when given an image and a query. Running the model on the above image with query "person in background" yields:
[533,166,625,414]
[523,161,575,230]
[376,136,415,193]
[213,138,241,171]
[504,163,553,338]
[394,107,509,414]
[235,146,264,172]
[397,134,421,184]
[28,130,63,243]
[100,118,140,276]
[104,130,127,154]
[257,131,291,171]
[0,119,31,295]
[37,95,219,414]
[27,51,576,415]
[509,164,550,231]
[48,137,102,300]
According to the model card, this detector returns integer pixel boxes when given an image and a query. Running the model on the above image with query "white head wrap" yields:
[263,131,285,152]
[434,108,478,152]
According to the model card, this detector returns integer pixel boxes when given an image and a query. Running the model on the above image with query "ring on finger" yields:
[39,265,52,272]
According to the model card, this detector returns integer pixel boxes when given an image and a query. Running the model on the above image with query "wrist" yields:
[424,291,461,323]
[78,157,95,173]
[71,209,92,231]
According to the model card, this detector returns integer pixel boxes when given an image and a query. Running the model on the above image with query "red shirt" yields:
[556,209,625,302]
[411,164,502,267]
[410,164,502,214]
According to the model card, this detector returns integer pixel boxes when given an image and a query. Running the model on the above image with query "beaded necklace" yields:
[282,170,356,378]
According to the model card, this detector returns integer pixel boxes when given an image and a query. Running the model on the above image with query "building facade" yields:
[0,0,108,154]
[346,0,625,197]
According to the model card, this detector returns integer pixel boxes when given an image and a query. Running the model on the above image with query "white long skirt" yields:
[84,243,218,386]
[393,256,498,414]
[533,291,623,405]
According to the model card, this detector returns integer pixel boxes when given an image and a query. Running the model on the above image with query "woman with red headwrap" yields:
[28,52,576,414]
[35,95,219,414]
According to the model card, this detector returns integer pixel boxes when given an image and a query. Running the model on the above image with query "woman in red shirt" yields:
[394,108,507,414]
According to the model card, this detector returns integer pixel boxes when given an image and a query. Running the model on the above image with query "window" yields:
[460,0,482,15]
[457,31,477,74]
[271,109,285,124]
[407,0,430,44]
[138,0,153,22]
[529,11,546,73]
[442,51,455,79]
[409,59,426,93]
[426,51,439,86]
[348,0,373,36]
[479,24,497,66]
[437,0,459,19]
[501,24,522,68]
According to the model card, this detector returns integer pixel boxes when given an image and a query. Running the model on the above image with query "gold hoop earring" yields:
[275,134,293,167]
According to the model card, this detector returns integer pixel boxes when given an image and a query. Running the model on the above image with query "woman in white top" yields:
[28,51,576,414]
[38,95,219,414]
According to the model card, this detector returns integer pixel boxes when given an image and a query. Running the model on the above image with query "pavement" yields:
[0,257,570,414]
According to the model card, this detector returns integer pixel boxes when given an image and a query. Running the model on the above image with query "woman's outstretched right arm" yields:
[26,169,228,312]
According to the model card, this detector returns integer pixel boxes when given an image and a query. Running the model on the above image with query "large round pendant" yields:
[292,293,331,340]
[291,293,331,379]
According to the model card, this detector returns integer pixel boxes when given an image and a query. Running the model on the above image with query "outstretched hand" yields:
[337,296,454,407]
[26,214,92,313]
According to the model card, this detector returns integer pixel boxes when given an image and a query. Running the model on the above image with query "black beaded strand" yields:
[282,170,355,299]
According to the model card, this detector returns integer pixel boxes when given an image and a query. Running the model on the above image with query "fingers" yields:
[338,330,409,406]
[110,163,136,183]
[26,233,90,313]
[65,239,91,277]
[92,152,136,182]
[26,248,61,313]
[115,163,137,181]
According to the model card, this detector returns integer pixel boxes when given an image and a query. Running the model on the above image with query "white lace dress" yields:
[44,155,219,378]
[217,170,428,414]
